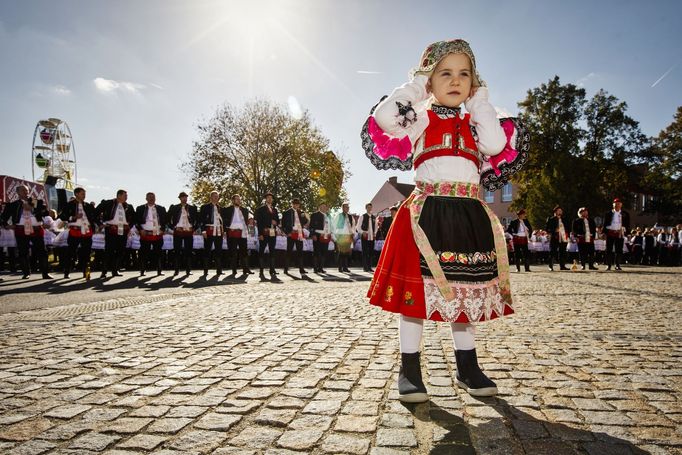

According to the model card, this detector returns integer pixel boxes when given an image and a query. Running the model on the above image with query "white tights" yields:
[399,315,475,353]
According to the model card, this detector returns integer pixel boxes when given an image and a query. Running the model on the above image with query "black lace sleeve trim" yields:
[360,96,414,172]
[479,118,530,191]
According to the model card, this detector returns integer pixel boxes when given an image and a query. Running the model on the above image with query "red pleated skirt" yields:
[367,196,514,323]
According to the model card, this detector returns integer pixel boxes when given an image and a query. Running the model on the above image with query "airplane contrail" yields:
[357,70,383,75]
[179,16,231,52]
[651,65,677,88]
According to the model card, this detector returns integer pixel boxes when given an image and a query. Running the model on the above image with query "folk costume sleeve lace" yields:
[361,75,431,171]
[373,75,431,140]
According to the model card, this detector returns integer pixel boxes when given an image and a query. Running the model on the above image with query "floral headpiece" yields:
[410,39,484,87]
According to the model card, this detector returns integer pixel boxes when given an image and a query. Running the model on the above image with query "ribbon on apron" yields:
[408,180,511,303]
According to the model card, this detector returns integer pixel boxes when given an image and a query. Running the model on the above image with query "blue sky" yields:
[1,0,680,213]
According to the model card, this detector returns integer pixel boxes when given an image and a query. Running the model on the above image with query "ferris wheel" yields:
[31,118,77,190]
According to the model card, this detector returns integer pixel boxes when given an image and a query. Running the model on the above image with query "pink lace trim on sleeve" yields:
[487,119,519,176]
[367,117,412,161]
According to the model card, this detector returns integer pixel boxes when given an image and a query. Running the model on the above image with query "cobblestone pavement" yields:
[0,266,680,454]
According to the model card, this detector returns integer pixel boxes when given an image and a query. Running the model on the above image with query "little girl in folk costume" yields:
[361,39,529,402]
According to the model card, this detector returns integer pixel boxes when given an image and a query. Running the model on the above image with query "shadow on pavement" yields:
[0,273,243,296]
[0,269,373,296]
[403,399,651,454]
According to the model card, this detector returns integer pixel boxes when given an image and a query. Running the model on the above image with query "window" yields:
[502,183,513,202]
[484,190,495,203]
[632,193,640,212]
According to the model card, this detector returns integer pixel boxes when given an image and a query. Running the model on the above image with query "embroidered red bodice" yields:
[414,110,480,169]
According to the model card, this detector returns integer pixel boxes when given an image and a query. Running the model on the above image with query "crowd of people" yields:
[0,185,390,280]
[1,186,680,282]
[506,200,682,272]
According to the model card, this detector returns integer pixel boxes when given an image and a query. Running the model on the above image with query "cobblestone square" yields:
[0,267,680,454]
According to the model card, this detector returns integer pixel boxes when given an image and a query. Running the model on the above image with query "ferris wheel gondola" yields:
[31,118,77,190]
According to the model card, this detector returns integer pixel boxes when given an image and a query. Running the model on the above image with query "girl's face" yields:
[427,53,474,107]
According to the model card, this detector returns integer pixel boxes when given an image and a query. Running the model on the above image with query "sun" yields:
[183,0,293,50]
[179,1,357,99]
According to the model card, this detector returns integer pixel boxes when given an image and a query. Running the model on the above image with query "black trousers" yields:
[173,235,193,273]
[313,239,329,270]
[361,239,375,271]
[606,236,624,267]
[16,234,48,276]
[0,247,17,272]
[549,240,567,268]
[65,235,92,276]
[104,231,127,274]
[259,236,277,272]
[671,245,681,266]
[631,245,643,264]
[337,252,351,271]
[513,242,530,271]
[203,235,223,273]
[657,246,668,265]
[577,242,595,267]
[139,238,163,273]
[228,236,248,272]
[285,237,304,271]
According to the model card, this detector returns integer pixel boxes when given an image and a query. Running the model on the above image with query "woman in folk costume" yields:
[361,39,529,402]
[333,202,355,273]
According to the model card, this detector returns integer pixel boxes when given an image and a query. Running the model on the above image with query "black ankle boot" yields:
[398,352,428,403]
[454,349,498,397]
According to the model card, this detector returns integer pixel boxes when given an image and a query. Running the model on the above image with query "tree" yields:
[513,76,649,228]
[513,76,587,228]
[582,89,649,208]
[643,106,682,223]
[184,99,350,214]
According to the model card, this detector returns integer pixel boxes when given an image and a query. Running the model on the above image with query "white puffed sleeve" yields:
[464,87,506,156]
[373,75,431,145]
